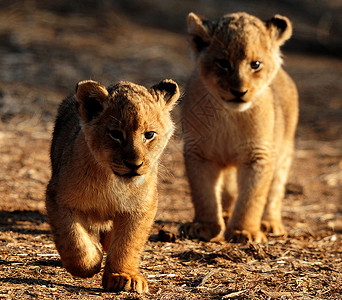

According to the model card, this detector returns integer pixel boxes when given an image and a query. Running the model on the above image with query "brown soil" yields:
[0,1,341,299]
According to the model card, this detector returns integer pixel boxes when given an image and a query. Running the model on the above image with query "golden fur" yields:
[181,12,298,242]
[46,79,179,293]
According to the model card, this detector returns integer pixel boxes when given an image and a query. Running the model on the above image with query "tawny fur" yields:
[46,79,179,293]
[181,12,298,243]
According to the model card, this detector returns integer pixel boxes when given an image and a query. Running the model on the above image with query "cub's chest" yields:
[186,102,274,165]
[58,174,153,217]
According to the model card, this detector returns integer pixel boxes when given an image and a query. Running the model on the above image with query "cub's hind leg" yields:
[262,147,294,235]
[180,156,225,241]
[46,190,103,278]
[221,166,238,226]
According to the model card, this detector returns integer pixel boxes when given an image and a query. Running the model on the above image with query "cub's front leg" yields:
[102,200,157,294]
[46,190,103,278]
[262,147,294,235]
[181,155,225,241]
[226,152,274,243]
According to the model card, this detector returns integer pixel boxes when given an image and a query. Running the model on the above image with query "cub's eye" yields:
[216,59,232,72]
[144,131,155,141]
[250,61,261,70]
[109,130,124,142]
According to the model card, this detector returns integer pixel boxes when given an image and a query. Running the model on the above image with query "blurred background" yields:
[0,0,341,124]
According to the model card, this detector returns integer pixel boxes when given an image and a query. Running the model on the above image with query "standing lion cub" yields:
[181,12,298,243]
[46,79,179,293]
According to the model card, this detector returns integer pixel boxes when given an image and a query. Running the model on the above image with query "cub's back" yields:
[50,96,80,176]
[271,68,298,146]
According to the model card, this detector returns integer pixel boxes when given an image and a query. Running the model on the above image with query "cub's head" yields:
[75,79,179,178]
[188,12,292,111]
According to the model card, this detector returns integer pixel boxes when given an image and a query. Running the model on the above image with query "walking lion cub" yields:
[181,12,298,242]
[46,79,179,293]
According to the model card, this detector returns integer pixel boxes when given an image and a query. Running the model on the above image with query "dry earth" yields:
[0,1,341,299]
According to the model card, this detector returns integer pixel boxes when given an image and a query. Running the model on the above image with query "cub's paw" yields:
[102,272,148,294]
[179,222,225,242]
[261,220,286,236]
[226,229,267,243]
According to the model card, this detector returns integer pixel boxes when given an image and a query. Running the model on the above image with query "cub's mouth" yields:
[112,169,141,178]
[221,96,247,104]
[121,172,141,178]
[221,97,252,112]
[229,97,245,103]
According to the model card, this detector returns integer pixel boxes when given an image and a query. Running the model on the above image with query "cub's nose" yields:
[123,160,143,171]
[230,88,248,98]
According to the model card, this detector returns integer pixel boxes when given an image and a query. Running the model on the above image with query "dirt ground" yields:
[0,1,341,299]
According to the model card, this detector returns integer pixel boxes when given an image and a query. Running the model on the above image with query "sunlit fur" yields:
[46,79,179,293]
[181,12,298,243]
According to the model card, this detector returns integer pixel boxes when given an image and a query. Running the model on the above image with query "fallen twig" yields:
[147,273,176,278]
[222,290,246,298]
[197,268,220,288]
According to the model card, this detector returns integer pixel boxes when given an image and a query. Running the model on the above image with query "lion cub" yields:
[181,12,298,242]
[46,79,179,293]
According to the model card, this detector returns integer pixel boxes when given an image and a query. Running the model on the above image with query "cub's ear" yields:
[149,79,180,111]
[266,15,292,46]
[187,12,214,54]
[75,80,109,123]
